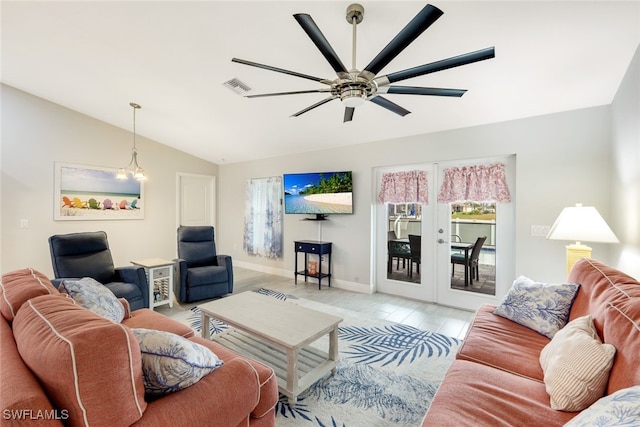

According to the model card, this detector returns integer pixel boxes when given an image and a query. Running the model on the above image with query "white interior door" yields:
[177,173,215,227]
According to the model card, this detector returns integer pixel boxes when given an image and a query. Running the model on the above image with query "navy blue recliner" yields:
[48,231,148,310]
[175,226,233,303]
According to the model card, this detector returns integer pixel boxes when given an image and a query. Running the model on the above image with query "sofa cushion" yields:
[0,268,59,322]
[59,277,125,322]
[119,297,132,319]
[187,265,229,286]
[190,336,279,420]
[422,360,577,427]
[1,315,64,426]
[540,315,615,411]
[456,304,549,381]
[123,308,195,338]
[563,385,640,427]
[568,258,640,332]
[493,275,579,338]
[12,294,147,427]
[131,358,264,427]
[601,299,640,394]
[131,328,223,396]
[567,258,640,394]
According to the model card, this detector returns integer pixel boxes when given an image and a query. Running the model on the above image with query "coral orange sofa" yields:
[1,268,278,427]
[422,258,640,426]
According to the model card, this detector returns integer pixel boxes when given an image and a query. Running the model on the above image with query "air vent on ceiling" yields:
[223,78,251,95]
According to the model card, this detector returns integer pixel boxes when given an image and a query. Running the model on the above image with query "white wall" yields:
[1,84,218,276]
[611,45,640,279]
[218,104,615,292]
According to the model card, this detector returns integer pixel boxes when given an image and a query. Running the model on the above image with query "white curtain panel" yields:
[243,176,283,258]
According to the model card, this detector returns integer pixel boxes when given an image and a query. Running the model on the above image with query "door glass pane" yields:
[450,202,496,295]
[387,203,422,283]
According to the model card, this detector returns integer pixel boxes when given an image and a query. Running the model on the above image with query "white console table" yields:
[131,258,174,310]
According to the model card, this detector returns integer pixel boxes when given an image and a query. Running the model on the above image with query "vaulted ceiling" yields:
[2,1,639,164]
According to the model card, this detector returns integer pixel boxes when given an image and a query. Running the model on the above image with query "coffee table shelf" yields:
[214,330,334,396]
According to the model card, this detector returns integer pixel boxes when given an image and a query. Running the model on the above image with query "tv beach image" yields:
[284,172,353,214]
[55,164,143,220]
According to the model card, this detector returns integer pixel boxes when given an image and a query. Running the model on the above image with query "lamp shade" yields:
[546,204,619,243]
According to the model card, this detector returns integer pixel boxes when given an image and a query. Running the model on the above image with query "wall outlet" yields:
[531,225,550,237]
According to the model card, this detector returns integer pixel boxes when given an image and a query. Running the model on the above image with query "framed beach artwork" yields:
[54,162,144,221]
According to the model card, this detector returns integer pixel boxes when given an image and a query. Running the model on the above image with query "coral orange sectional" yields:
[423,258,640,426]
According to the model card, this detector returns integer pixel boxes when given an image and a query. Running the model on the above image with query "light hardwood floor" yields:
[157,267,475,340]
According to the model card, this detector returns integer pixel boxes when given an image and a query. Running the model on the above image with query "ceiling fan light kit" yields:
[232,3,495,122]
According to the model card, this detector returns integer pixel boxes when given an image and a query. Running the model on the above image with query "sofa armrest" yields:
[115,266,149,308]
[131,358,260,427]
[216,255,233,293]
[1,316,64,426]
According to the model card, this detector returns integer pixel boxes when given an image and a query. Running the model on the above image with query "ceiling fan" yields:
[232,3,495,123]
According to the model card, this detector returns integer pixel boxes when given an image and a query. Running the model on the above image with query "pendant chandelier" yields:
[116,102,146,181]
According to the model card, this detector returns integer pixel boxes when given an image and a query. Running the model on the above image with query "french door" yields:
[374,156,515,311]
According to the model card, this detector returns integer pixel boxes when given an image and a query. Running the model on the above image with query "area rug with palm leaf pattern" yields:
[176,289,460,427]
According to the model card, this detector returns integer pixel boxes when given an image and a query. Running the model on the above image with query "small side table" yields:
[294,240,332,289]
[131,258,174,310]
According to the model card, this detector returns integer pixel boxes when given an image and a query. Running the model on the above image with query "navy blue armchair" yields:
[48,231,148,310]
[175,226,233,303]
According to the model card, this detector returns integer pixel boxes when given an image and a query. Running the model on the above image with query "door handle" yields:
[438,239,446,244]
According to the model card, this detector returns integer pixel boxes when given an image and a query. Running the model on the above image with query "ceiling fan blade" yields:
[294,14,348,76]
[291,96,337,117]
[232,58,330,84]
[344,107,355,122]
[376,47,495,85]
[369,96,411,117]
[379,86,467,97]
[362,4,443,77]
[247,89,332,98]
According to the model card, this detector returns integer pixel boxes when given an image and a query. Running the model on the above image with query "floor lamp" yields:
[546,203,619,274]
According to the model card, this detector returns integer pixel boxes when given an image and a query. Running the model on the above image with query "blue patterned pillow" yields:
[564,386,640,426]
[493,276,580,339]
[58,277,125,323]
[131,328,223,395]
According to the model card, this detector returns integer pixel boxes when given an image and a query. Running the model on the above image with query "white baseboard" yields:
[233,260,373,295]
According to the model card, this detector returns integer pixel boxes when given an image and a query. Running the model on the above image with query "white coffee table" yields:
[198,291,342,405]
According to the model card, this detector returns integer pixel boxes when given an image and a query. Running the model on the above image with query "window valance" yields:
[378,170,428,204]
[438,163,511,203]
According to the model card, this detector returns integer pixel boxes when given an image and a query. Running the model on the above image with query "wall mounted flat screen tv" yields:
[283,171,353,217]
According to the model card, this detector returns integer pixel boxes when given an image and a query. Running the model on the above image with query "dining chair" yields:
[408,234,421,278]
[387,230,411,273]
[451,236,486,286]
[450,234,463,254]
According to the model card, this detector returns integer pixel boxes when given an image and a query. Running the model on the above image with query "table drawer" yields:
[151,267,171,280]
[296,242,319,253]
